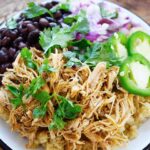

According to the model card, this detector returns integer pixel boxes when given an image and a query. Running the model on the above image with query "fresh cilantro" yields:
[57,95,82,119]
[50,3,70,13]
[100,5,118,19]
[33,91,52,118]
[21,48,37,70]
[85,42,121,67]
[49,115,66,130]
[63,15,76,25]
[33,91,51,105]
[65,57,82,67]
[6,18,17,30]
[24,2,52,19]
[26,76,46,98]
[70,11,89,34]
[49,95,82,130]
[7,84,24,108]
[33,105,47,118]
[39,27,73,54]
[69,39,92,50]
[63,51,76,59]
[38,59,57,74]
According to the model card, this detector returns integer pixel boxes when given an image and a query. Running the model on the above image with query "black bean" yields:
[44,2,53,9]
[22,21,32,28]
[1,37,11,46]
[8,48,16,58]
[0,63,12,74]
[5,30,18,40]
[13,37,23,47]
[27,24,36,32]
[27,29,40,45]
[18,42,27,49]
[54,11,62,19]
[39,18,49,27]
[45,17,55,22]
[49,22,57,28]
[32,17,40,22]
[20,27,28,36]
[1,28,8,38]
[0,49,9,63]
[33,21,39,28]
[52,1,59,6]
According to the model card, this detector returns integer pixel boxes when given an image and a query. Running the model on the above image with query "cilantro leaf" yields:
[7,85,24,108]
[38,59,57,74]
[63,51,76,59]
[21,48,37,70]
[39,27,73,54]
[49,115,66,130]
[65,57,82,67]
[57,96,82,119]
[24,2,52,19]
[69,39,92,50]
[6,18,17,30]
[26,76,46,98]
[10,98,23,109]
[33,105,47,118]
[50,3,70,13]
[100,5,118,19]
[85,42,121,67]
[49,95,82,130]
[7,85,20,97]
[70,11,89,34]
[33,91,51,105]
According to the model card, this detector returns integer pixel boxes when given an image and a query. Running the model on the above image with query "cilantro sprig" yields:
[7,84,24,108]
[100,5,118,19]
[64,10,89,34]
[6,18,17,30]
[49,95,82,130]
[25,76,46,98]
[21,48,37,70]
[24,2,53,19]
[50,3,70,13]
[38,59,57,74]
[39,27,73,54]
[33,91,52,118]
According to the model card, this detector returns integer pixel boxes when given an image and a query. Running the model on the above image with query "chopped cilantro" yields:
[39,27,73,54]
[69,38,92,50]
[100,5,118,19]
[38,59,57,74]
[65,57,82,67]
[33,105,47,118]
[50,3,70,13]
[85,42,122,67]
[33,91,52,118]
[7,84,24,108]
[63,51,76,59]
[24,2,52,19]
[33,91,51,105]
[21,48,37,70]
[6,18,17,30]
[70,11,89,34]
[49,95,82,130]
[25,76,46,98]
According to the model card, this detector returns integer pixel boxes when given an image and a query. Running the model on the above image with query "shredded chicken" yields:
[0,48,150,150]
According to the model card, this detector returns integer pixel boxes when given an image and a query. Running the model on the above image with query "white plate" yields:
[0,1,150,150]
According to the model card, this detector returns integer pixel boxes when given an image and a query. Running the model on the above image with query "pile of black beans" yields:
[0,1,71,81]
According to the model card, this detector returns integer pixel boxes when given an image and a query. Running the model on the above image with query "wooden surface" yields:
[0,0,150,24]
